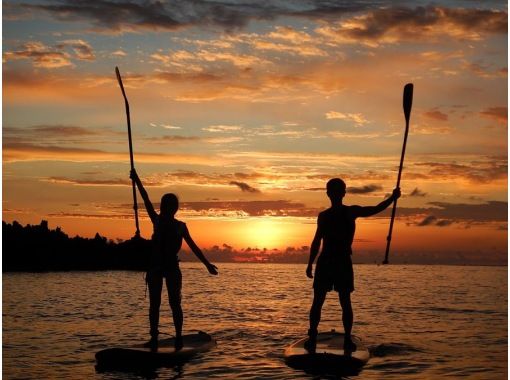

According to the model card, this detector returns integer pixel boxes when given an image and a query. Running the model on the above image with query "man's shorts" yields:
[313,253,354,293]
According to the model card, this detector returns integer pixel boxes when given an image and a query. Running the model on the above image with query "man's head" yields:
[326,178,346,200]
[160,193,179,216]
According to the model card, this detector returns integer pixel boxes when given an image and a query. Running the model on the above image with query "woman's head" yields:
[160,193,179,216]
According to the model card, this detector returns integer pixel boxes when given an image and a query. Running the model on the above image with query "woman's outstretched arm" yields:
[183,226,218,275]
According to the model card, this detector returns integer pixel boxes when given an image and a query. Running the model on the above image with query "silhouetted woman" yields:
[130,169,218,350]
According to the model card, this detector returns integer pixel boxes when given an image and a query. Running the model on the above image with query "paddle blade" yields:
[403,83,413,122]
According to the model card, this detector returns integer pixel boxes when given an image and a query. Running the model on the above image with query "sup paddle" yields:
[115,67,140,238]
[383,83,413,264]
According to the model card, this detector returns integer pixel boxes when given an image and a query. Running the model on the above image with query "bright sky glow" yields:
[3,0,507,264]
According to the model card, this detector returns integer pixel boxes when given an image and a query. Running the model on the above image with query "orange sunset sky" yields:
[2,1,508,264]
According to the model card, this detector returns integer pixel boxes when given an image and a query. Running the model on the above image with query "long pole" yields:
[115,67,140,238]
[383,83,413,264]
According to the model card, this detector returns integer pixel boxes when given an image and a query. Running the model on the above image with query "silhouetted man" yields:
[130,169,218,351]
[305,178,400,351]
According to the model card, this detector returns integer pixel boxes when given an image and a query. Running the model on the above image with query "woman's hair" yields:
[160,193,179,216]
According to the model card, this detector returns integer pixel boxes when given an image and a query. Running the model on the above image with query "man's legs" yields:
[305,288,327,351]
[339,291,356,350]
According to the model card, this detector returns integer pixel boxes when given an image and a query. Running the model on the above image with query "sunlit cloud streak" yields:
[3,40,95,68]
[45,177,133,186]
[325,111,368,126]
[202,125,243,133]
[43,176,164,187]
[3,142,224,165]
[413,158,507,184]
[4,125,97,136]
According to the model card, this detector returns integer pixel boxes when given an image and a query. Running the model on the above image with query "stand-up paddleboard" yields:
[284,331,369,374]
[96,331,215,370]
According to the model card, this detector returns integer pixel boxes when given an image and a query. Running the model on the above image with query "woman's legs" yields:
[147,272,163,343]
[166,269,183,349]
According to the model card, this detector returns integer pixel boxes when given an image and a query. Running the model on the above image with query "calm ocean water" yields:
[3,264,507,379]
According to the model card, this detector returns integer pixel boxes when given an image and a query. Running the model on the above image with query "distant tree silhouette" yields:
[2,220,151,272]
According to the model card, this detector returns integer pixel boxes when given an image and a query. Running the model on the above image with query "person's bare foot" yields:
[174,335,183,351]
[304,336,316,353]
[143,337,158,352]
[343,336,357,351]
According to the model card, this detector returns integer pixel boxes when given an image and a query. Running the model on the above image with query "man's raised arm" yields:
[354,188,401,218]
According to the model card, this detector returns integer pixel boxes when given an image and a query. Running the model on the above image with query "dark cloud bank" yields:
[9,1,507,36]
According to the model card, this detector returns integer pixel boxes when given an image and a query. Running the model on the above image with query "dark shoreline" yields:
[3,220,507,272]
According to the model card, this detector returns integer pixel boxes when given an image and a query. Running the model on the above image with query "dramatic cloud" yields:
[427,201,507,222]
[13,1,383,33]
[348,184,382,194]
[480,106,507,124]
[3,40,95,68]
[56,39,95,60]
[229,181,261,193]
[3,41,72,68]
[376,200,507,225]
[316,6,507,46]
[414,157,507,183]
